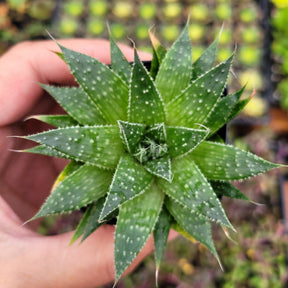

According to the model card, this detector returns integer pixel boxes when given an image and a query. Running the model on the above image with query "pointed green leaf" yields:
[71,197,106,244]
[71,205,93,244]
[159,157,232,228]
[24,144,69,159]
[54,51,65,61]
[100,155,153,220]
[31,114,78,128]
[82,201,118,242]
[171,222,199,243]
[153,207,171,269]
[59,44,129,123]
[207,132,226,143]
[53,160,83,190]
[165,196,219,260]
[150,49,159,80]
[149,29,167,66]
[114,184,164,282]
[155,22,192,104]
[149,29,167,79]
[191,34,219,80]
[226,95,251,123]
[25,125,123,169]
[190,141,281,180]
[203,86,245,135]
[118,120,146,154]
[144,155,172,182]
[70,200,101,244]
[210,181,250,201]
[33,164,113,218]
[110,35,132,84]
[129,49,166,125]
[166,54,233,127]
[41,85,106,125]
[166,126,209,158]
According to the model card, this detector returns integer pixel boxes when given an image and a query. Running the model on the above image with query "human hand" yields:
[0,39,176,288]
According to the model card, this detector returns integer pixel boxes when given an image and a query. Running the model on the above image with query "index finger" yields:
[0,39,151,126]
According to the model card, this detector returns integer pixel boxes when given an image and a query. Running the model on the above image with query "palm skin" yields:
[0,99,67,227]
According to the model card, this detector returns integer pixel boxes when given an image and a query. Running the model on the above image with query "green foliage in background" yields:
[272,3,288,109]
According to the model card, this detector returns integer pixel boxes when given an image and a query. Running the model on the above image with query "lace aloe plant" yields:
[21,23,282,284]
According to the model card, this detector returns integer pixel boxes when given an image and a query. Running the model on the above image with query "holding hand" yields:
[0,39,175,288]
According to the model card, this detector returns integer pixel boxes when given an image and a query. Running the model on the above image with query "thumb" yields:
[32,224,157,288]
[41,225,117,288]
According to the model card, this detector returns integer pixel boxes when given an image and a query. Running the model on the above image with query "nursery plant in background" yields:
[272,3,288,109]
[19,22,283,285]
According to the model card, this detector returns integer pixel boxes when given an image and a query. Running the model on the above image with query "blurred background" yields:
[1,0,288,287]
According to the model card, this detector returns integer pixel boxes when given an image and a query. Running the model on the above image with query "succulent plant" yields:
[59,17,79,36]
[239,6,258,23]
[139,3,156,20]
[28,0,55,21]
[89,0,108,17]
[63,0,84,17]
[215,3,232,21]
[87,18,105,36]
[110,23,126,40]
[20,22,282,284]
[136,23,150,40]
[240,26,261,44]
[188,3,209,22]
[188,23,206,42]
[238,46,261,66]
[112,2,133,19]
[163,2,182,19]
[161,24,180,42]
